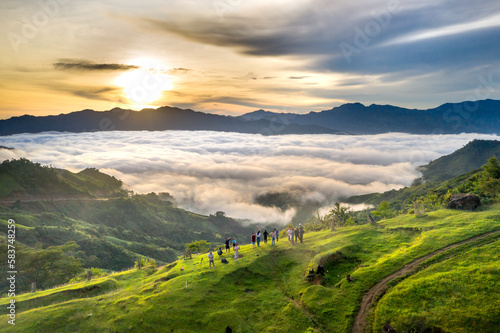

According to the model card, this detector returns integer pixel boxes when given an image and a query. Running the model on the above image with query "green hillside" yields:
[1,205,498,332]
[419,139,500,182]
[0,194,259,292]
[0,160,264,295]
[0,159,126,198]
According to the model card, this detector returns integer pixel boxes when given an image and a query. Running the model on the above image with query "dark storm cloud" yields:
[133,0,500,78]
[54,60,139,71]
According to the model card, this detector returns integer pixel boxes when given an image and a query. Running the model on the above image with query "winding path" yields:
[352,229,500,333]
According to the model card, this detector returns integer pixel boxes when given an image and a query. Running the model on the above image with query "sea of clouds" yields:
[1,131,498,224]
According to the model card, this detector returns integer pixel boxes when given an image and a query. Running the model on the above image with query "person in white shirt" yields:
[287,227,294,245]
[208,251,215,269]
[234,244,240,261]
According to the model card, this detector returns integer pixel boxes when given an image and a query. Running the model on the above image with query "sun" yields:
[115,60,173,106]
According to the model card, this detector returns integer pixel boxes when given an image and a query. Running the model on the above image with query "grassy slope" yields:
[373,238,500,332]
[420,139,500,182]
[1,206,499,332]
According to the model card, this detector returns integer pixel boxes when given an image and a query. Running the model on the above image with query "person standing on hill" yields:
[208,251,215,269]
[251,233,256,249]
[271,228,276,245]
[294,227,299,243]
[276,228,279,242]
[256,229,261,247]
[232,237,237,248]
[299,224,304,244]
[225,237,231,253]
[263,229,269,243]
[287,227,294,245]
[234,243,240,261]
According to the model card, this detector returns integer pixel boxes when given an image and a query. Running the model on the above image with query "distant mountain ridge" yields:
[237,99,500,134]
[0,106,342,136]
[1,99,499,136]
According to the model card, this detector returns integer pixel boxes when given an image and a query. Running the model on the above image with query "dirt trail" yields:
[352,229,500,333]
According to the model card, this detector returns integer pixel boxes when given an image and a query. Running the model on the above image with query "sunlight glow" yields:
[115,59,173,105]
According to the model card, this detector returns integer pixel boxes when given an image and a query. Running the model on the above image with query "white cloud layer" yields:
[1,131,498,223]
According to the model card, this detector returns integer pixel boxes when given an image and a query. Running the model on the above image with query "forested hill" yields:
[344,140,500,210]
[0,158,125,199]
[0,159,262,294]
[419,139,500,182]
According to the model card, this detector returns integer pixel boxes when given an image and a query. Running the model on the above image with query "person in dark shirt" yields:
[251,233,256,249]
[299,224,304,244]
[263,230,269,243]
[225,237,231,253]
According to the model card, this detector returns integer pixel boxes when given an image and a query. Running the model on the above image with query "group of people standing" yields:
[286,224,304,245]
[209,225,304,267]
[251,227,280,248]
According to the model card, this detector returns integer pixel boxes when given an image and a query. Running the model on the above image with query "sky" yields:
[1,131,498,224]
[1,0,500,119]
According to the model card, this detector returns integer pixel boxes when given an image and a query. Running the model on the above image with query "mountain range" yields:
[1,99,499,136]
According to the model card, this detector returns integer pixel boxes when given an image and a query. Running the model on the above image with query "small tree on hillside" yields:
[215,211,226,218]
[185,240,211,254]
[485,157,500,179]
[372,201,392,219]
[306,211,329,231]
[326,203,352,231]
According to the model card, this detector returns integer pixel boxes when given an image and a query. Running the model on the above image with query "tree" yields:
[17,242,83,292]
[215,211,226,218]
[185,240,211,254]
[484,157,500,179]
[306,211,329,231]
[372,201,392,219]
[326,203,352,231]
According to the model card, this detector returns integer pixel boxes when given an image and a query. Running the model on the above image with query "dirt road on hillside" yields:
[352,229,500,333]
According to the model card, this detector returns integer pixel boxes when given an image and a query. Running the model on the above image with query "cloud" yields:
[54,60,139,71]
[167,68,191,75]
[1,131,498,224]
[128,0,500,78]
[72,86,124,101]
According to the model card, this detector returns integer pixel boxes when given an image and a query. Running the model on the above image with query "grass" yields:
[1,206,499,332]
[373,240,500,333]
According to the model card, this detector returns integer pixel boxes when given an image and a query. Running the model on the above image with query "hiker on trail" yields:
[299,224,304,244]
[287,227,294,245]
[208,251,215,269]
[276,228,279,242]
[217,247,223,256]
[234,243,240,261]
[294,227,299,243]
[263,229,269,243]
[251,233,256,249]
[232,237,237,248]
[225,237,231,253]
[271,228,276,245]
[256,229,261,247]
